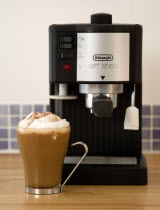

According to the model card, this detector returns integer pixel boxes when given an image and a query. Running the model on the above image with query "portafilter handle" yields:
[92,94,113,118]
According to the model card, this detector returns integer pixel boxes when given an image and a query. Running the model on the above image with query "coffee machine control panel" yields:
[58,35,76,59]
[77,33,129,82]
[49,24,142,83]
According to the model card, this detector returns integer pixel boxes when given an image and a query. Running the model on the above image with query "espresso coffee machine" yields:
[49,13,147,185]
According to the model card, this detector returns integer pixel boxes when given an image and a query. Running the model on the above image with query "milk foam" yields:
[18,112,69,129]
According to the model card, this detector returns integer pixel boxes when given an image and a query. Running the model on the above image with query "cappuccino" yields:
[17,112,70,188]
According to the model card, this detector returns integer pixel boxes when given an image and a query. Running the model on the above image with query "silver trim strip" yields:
[49,95,77,100]
[79,84,123,94]
[64,156,137,165]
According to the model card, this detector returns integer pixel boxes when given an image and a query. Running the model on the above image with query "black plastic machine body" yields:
[49,13,147,185]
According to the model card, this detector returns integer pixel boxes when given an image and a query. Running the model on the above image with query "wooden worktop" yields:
[0,154,160,210]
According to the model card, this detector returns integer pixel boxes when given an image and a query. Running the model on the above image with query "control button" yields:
[60,53,75,59]
[63,63,71,71]
[60,37,74,42]
[60,43,74,49]
[69,54,75,58]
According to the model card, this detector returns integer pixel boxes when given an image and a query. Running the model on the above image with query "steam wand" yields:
[124,85,139,130]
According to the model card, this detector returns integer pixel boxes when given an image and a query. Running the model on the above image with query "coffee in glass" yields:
[16,112,88,194]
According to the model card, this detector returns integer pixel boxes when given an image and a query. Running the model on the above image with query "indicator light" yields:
[69,54,75,58]
[64,63,71,71]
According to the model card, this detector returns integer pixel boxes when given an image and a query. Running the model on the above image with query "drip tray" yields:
[64,156,137,165]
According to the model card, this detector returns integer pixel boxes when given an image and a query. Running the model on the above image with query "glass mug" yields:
[16,126,88,194]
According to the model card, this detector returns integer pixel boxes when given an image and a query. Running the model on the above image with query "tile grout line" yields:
[7,104,11,151]
[150,105,153,152]
[43,104,45,112]
[32,104,34,114]
[0,149,20,154]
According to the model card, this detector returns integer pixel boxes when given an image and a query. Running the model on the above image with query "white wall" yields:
[0,0,159,104]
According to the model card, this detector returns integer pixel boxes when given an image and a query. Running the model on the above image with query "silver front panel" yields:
[77,33,130,81]
[64,156,137,165]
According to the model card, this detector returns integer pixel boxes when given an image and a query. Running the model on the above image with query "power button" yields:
[63,64,71,71]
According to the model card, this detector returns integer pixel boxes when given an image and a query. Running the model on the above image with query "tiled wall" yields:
[0,104,49,153]
[142,105,160,152]
[0,104,160,153]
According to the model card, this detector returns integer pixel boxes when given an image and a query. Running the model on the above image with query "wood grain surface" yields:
[0,154,160,210]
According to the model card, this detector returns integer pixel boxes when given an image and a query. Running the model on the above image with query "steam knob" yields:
[92,95,113,118]
[91,13,112,24]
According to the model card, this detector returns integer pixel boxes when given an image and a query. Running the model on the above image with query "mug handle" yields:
[61,141,88,190]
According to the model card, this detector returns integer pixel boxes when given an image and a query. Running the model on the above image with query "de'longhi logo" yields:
[93,54,113,61]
